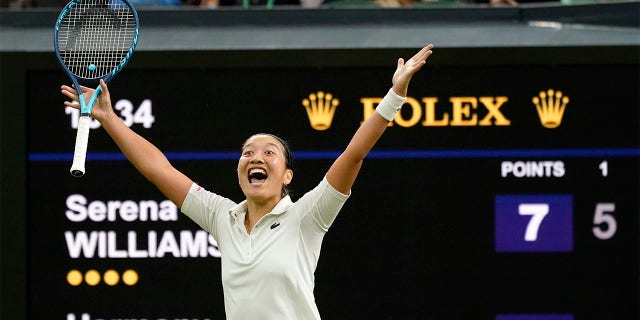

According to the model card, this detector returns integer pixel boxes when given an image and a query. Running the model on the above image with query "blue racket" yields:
[54,0,139,177]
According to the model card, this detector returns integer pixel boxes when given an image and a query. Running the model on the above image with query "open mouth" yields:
[248,168,268,184]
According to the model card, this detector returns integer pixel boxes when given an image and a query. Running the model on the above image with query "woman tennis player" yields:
[62,44,434,320]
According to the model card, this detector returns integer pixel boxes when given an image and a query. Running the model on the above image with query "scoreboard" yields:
[26,57,638,319]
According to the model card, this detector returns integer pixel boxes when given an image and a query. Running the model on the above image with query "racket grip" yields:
[70,115,91,177]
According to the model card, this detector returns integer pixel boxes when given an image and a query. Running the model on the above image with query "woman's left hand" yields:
[392,43,434,97]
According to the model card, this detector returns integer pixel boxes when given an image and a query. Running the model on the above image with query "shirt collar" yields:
[229,195,293,218]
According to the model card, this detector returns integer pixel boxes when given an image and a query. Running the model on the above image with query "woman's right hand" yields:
[61,79,113,123]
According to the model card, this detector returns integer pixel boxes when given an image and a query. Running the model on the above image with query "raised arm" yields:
[325,44,434,194]
[62,80,193,207]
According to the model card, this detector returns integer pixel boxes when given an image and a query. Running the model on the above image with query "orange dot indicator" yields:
[104,269,120,286]
[67,270,83,286]
[122,269,139,286]
[85,269,100,286]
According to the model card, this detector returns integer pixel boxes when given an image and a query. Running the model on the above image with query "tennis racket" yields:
[54,0,139,177]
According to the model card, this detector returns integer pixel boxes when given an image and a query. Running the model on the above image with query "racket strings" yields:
[57,0,137,80]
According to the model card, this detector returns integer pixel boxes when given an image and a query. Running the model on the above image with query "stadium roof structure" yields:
[1,1,638,53]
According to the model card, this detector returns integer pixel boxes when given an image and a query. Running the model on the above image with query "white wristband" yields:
[375,88,407,122]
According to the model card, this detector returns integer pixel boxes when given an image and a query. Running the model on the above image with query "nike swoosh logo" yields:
[270,222,281,230]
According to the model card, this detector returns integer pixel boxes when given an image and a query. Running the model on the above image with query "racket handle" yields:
[70,115,91,177]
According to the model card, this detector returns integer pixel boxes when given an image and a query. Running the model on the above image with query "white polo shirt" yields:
[181,176,350,320]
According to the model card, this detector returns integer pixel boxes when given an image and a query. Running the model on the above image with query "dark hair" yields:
[243,133,293,198]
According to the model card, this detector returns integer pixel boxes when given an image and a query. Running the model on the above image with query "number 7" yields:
[519,204,549,241]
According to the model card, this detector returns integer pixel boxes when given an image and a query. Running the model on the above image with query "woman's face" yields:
[238,135,293,202]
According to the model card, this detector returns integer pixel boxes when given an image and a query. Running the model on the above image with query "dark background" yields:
[25,64,640,319]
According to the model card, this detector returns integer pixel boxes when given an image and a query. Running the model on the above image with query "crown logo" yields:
[302,91,339,131]
[532,89,569,129]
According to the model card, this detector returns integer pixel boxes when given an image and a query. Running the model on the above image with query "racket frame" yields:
[54,0,139,177]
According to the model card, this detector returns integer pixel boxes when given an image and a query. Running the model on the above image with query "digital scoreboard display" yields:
[27,62,638,320]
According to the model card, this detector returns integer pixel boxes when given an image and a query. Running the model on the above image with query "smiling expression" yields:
[238,134,293,202]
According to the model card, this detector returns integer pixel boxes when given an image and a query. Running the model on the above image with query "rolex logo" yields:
[532,89,569,129]
[302,91,339,131]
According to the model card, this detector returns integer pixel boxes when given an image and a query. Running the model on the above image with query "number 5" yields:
[593,203,616,240]
[519,204,549,241]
